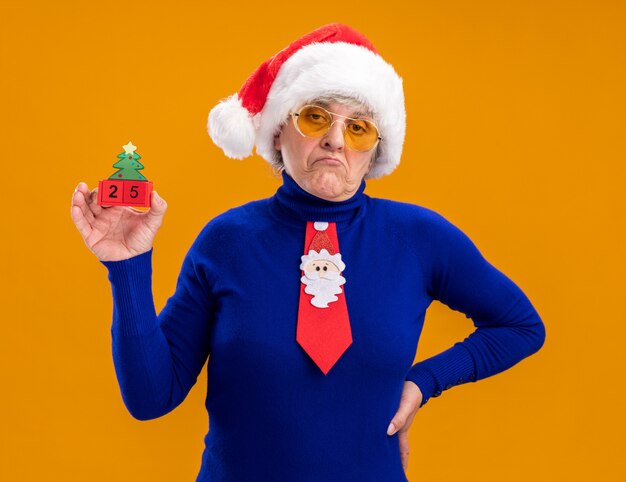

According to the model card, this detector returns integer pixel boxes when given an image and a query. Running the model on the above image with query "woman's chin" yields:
[308,175,351,201]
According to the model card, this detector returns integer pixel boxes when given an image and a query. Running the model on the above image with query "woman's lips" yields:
[313,157,342,166]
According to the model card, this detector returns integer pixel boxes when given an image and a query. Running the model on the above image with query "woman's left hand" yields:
[387,380,423,471]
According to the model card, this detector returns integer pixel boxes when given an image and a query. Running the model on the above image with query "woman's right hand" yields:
[70,182,168,262]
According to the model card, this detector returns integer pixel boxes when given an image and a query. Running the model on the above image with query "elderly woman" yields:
[71,23,545,482]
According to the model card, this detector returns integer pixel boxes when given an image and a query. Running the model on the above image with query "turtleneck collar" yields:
[270,171,367,226]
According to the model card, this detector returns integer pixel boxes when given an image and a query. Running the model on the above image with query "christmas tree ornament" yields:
[297,221,352,374]
[97,142,153,207]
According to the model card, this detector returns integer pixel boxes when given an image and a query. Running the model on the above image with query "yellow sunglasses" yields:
[290,105,382,152]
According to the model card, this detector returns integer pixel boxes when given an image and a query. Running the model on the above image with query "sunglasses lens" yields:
[295,105,380,151]
[297,106,332,137]
[345,119,379,151]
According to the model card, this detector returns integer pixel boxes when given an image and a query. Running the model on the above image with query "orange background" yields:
[1,1,624,480]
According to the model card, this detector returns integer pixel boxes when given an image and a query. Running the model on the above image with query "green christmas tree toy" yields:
[97,141,153,207]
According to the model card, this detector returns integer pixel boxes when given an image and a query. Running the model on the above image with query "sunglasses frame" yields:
[290,104,383,152]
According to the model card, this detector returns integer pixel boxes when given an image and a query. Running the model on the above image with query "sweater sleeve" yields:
[102,245,214,421]
[405,212,546,406]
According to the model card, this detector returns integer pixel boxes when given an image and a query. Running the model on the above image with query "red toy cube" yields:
[98,180,153,207]
[98,180,125,205]
[123,181,151,205]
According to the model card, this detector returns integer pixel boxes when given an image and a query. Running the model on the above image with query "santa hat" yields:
[207,23,405,179]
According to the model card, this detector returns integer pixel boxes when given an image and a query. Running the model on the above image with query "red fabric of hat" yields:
[239,24,378,115]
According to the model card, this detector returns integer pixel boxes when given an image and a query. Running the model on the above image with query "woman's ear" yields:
[273,133,281,151]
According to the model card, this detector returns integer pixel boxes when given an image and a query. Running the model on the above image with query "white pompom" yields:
[313,222,329,231]
[208,94,256,159]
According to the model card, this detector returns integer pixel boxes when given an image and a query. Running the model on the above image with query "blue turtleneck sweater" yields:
[103,172,545,481]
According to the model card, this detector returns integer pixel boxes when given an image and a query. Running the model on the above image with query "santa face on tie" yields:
[300,249,346,308]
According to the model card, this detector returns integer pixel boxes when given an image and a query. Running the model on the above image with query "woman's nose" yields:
[321,120,345,151]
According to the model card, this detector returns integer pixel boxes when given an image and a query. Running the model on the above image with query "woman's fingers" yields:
[387,381,423,472]
[85,186,104,216]
[71,205,93,239]
[387,381,421,436]
[144,191,168,232]
[70,200,93,240]
[72,188,95,225]
[74,182,88,196]
[72,182,102,219]
[398,430,410,470]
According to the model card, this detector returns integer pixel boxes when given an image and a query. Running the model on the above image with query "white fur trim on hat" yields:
[208,94,256,160]
[255,41,405,179]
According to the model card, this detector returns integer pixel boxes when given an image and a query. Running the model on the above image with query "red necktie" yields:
[296,221,352,374]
